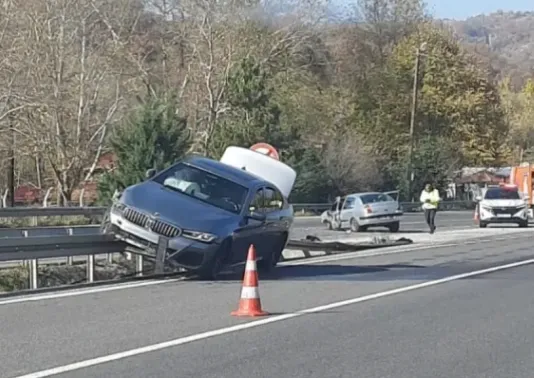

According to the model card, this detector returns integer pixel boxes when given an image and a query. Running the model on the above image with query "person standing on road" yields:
[420,183,441,234]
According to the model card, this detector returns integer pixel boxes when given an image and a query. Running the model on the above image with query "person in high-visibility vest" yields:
[419,183,441,234]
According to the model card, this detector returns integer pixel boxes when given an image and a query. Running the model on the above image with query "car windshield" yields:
[484,188,520,200]
[152,163,249,214]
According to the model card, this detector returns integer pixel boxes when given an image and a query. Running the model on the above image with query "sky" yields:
[425,0,533,20]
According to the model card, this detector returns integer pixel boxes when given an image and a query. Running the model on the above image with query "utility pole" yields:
[7,110,15,207]
[406,42,427,202]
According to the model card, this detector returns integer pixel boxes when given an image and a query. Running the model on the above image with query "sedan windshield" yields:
[484,188,520,200]
[152,163,249,214]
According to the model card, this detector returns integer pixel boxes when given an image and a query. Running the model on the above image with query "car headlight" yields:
[181,230,217,243]
[111,202,126,213]
[481,207,493,212]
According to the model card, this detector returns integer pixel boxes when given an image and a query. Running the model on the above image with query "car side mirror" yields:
[145,168,156,179]
[475,196,482,202]
[247,211,266,222]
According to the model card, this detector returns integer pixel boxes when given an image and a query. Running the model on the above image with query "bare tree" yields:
[322,134,383,194]
[10,0,138,204]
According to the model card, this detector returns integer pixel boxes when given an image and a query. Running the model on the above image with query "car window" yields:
[343,197,356,209]
[484,188,520,200]
[264,187,284,211]
[249,189,264,212]
[360,193,394,204]
[152,162,249,214]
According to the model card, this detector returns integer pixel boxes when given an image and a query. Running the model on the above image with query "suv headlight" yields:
[111,202,126,213]
[181,230,217,243]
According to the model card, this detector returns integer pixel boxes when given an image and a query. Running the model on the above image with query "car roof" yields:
[347,192,382,197]
[183,155,268,188]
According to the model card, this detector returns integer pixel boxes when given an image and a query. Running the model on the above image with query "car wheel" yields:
[388,221,400,232]
[519,220,528,228]
[257,233,288,273]
[479,222,487,228]
[325,221,333,230]
[196,239,231,280]
[350,218,361,232]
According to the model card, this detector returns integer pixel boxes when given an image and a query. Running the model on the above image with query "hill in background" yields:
[443,11,534,89]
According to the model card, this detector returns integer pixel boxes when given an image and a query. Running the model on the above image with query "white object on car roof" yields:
[220,146,297,198]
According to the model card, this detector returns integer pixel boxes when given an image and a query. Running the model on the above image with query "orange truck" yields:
[509,163,534,217]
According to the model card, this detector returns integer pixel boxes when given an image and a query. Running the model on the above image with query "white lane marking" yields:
[0,231,530,306]
[0,278,187,306]
[13,257,534,378]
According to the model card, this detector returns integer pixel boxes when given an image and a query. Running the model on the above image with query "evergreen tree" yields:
[286,147,332,203]
[97,97,191,204]
[206,57,291,159]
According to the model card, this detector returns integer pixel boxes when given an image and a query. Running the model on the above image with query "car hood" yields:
[481,199,525,207]
[120,181,239,233]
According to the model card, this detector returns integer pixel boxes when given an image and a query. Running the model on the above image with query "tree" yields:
[388,134,458,200]
[286,147,332,203]
[97,96,191,204]
[206,57,289,158]
[388,25,510,168]
[500,78,534,163]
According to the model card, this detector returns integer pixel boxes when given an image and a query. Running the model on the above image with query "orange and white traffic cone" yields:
[231,245,268,317]
[473,204,479,223]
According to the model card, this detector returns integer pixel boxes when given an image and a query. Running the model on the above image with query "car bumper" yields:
[480,208,528,224]
[359,212,403,226]
[481,216,527,224]
[109,212,221,270]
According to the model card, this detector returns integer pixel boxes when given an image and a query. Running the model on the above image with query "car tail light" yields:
[364,205,372,214]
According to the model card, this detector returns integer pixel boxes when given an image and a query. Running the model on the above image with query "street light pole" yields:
[406,43,426,202]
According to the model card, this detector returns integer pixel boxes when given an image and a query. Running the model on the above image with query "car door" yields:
[232,188,266,265]
[382,190,401,214]
[262,187,286,253]
[338,196,356,227]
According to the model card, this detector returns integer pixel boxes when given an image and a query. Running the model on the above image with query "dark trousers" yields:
[424,208,437,230]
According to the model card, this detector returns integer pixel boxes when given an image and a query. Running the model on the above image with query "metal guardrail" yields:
[0,206,107,218]
[0,234,412,291]
[0,201,476,219]
[0,235,131,290]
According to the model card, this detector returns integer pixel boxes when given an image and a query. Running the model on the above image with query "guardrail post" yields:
[135,254,143,276]
[86,255,94,283]
[22,230,29,268]
[154,236,169,274]
[29,259,38,289]
[66,228,73,265]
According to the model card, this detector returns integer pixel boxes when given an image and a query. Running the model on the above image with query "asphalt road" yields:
[290,210,475,239]
[2,226,534,378]
[0,211,474,239]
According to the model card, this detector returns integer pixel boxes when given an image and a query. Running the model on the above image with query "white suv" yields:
[476,184,528,228]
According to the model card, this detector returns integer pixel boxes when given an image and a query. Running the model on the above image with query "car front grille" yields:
[492,207,522,215]
[123,207,182,238]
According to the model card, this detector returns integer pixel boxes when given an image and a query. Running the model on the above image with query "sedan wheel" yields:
[350,218,361,232]
[257,234,287,273]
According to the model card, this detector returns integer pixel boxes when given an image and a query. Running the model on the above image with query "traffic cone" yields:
[231,245,268,317]
[473,204,479,223]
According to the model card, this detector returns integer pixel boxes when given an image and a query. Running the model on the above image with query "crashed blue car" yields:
[102,154,295,279]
